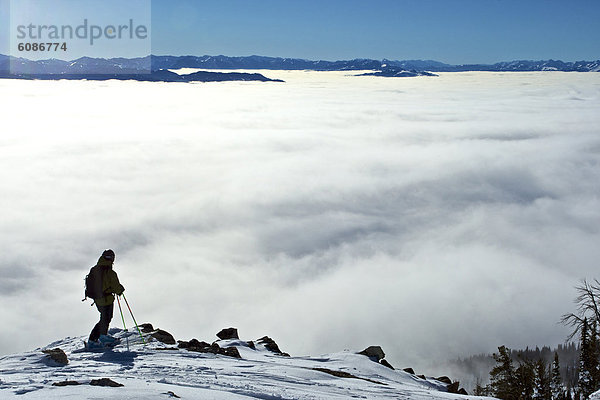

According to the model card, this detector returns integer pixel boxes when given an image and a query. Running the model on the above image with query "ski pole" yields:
[116,296,130,351]
[122,294,145,343]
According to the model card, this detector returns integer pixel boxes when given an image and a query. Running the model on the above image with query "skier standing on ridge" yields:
[86,249,125,347]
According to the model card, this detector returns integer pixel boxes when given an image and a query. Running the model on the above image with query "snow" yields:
[0,328,490,399]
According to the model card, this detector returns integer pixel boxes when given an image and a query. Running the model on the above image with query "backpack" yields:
[83,265,104,300]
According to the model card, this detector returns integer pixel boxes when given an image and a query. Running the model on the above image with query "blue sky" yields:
[5,0,150,60]
[1,0,600,64]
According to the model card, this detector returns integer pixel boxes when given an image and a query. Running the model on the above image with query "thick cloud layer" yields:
[1,71,599,374]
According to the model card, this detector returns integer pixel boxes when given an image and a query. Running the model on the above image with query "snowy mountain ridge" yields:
[0,324,485,399]
[2,54,599,75]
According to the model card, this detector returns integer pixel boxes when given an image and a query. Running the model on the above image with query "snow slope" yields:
[0,328,491,399]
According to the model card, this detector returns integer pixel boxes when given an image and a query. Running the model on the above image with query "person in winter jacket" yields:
[88,249,125,343]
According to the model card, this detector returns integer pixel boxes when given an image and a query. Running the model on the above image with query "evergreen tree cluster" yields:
[447,343,578,394]
[481,319,600,400]
[444,280,600,398]
[577,318,600,399]
[480,279,600,400]
[561,279,600,400]
[476,346,567,400]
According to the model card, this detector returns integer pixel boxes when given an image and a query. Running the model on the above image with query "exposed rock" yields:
[247,341,256,349]
[220,347,241,359]
[165,391,181,398]
[257,336,289,356]
[436,376,452,385]
[191,342,212,351]
[447,381,460,393]
[358,346,385,361]
[417,374,426,380]
[458,388,469,395]
[52,380,81,386]
[191,339,210,348]
[314,368,358,379]
[152,329,176,345]
[216,328,239,340]
[139,323,154,333]
[403,368,415,375]
[90,378,123,387]
[42,348,68,365]
[178,339,211,351]
[313,368,385,385]
[380,359,395,370]
[208,342,221,354]
[181,341,241,358]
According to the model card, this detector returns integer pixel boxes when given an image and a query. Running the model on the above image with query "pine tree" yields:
[578,318,597,399]
[515,359,536,400]
[590,321,600,391]
[474,377,492,397]
[535,358,552,400]
[551,352,564,400]
[491,346,517,400]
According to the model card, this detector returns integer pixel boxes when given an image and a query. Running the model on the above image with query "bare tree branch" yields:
[560,279,600,341]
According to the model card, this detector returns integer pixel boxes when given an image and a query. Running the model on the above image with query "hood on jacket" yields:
[97,257,113,268]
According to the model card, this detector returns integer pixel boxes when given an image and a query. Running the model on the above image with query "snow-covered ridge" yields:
[0,324,485,399]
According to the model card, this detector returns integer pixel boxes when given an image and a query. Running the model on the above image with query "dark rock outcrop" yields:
[447,381,460,393]
[380,359,395,370]
[42,348,68,365]
[179,340,241,358]
[220,347,242,359]
[52,380,81,386]
[257,336,289,356]
[314,368,361,379]
[446,381,469,395]
[446,379,469,396]
[152,329,176,345]
[206,342,221,354]
[358,346,385,361]
[436,376,452,385]
[139,323,154,333]
[216,328,239,340]
[209,342,221,354]
[403,368,415,375]
[178,339,211,351]
[313,368,385,385]
[90,378,123,387]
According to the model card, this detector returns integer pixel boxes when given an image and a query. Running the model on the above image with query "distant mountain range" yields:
[1,54,598,82]
[148,55,600,72]
[0,54,285,82]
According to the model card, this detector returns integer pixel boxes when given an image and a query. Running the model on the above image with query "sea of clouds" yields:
[1,71,599,375]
